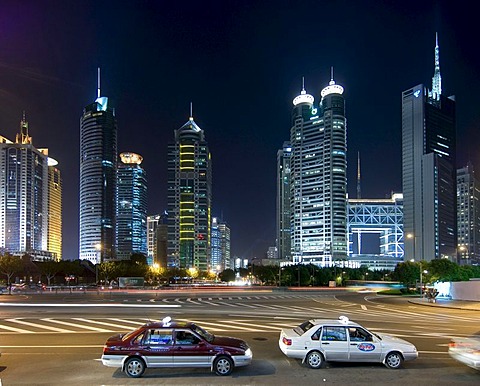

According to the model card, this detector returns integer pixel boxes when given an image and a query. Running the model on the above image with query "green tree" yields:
[218,269,235,282]
[98,261,118,284]
[38,259,62,285]
[427,259,460,282]
[392,261,419,288]
[0,253,24,294]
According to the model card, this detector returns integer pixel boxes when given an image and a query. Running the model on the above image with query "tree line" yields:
[1,251,479,293]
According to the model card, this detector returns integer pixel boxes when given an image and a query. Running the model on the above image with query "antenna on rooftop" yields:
[97,67,101,99]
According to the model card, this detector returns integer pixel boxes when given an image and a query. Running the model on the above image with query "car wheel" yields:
[306,350,324,369]
[385,352,403,369]
[214,355,234,376]
[124,357,146,378]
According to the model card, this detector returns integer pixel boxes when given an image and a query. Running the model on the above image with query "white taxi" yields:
[279,316,417,369]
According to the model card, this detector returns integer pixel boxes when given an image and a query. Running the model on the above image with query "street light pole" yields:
[419,261,423,298]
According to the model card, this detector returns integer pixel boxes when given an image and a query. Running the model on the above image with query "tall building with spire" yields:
[79,69,117,263]
[402,34,456,262]
[0,114,60,260]
[116,152,148,260]
[289,72,348,266]
[167,108,212,270]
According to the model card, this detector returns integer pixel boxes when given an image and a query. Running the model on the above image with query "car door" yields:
[141,328,174,367]
[320,326,349,361]
[347,327,382,362]
[173,329,212,367]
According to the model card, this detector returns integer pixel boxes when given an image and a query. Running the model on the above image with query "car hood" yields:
[212,335,249,349]
[377,333,416,348]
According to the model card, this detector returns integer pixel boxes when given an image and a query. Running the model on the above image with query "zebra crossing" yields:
[0,296,478,335]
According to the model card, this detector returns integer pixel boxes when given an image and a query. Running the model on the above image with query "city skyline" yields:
[0,1,479,260]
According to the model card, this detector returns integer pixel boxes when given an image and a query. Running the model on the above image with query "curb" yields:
[407,299,480,311]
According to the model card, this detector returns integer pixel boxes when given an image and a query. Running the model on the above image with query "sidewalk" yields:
[408,297,480,311]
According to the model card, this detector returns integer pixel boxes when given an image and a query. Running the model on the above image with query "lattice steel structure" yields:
[348,193,404,259]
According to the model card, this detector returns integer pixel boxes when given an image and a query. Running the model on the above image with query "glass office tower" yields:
[79,70,117,263]
[276,141,292,261]
[289,75,347,266]
[402,35,456,262]
[0,114,59,260]
[116,152,148,260]
[167,113,212,270]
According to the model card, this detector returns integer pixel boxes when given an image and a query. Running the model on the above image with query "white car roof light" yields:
[339,315,349,324]
[162,316,172,327]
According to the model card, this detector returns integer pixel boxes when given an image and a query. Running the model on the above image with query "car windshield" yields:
[191,324,214,343]
[293,320,315,335]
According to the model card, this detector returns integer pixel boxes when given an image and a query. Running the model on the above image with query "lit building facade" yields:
[116,152,148,260]
[0,114,59,260]
[167,113,212,270]
[40,150,62,261]
[457,163,480,265]
[211,217,231,272]
[402,35,457,262]
[348,193,404,259]
[276,141,292,261]
[79,70,117,263]
[147,212,168,267]
[289,74,347,266]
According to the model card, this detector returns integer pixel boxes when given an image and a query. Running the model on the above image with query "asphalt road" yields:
[0,289,478,385]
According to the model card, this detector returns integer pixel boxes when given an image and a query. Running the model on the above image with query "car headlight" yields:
[245,348,252,356]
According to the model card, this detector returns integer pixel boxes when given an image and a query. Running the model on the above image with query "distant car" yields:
[101,316,253,378]
[279,316,418,369]
[449,332,480,370]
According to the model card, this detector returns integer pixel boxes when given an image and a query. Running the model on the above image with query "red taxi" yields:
[101,316,252,377]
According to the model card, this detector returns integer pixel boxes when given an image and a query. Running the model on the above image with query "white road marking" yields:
[41,318,112,332]
[0,303,180,308]
[5,319,73,333]
[72,318,133,330]
[361,305,368,310]
[0,323,33,333]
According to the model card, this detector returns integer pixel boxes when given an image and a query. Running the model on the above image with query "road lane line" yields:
[72,318,137,330]
[0,303,180,308]
[0,323,33,333]
[226,321,282,331]
[106,318,146,326]
[5,319,73,333]
[186,298,202,305]
[41,318,113,332]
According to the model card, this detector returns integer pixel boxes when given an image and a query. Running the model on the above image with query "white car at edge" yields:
[279,316,418,369]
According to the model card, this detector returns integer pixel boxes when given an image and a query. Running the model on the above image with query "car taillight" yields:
[283,337,292,346]
[448,342,456,348]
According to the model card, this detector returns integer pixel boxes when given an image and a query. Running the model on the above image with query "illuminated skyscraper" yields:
[289,74,347,266]
[79,69,117,263]
[0,114,60,260]
[402,34,456,262]
[456,163,480,265]
[116,152,147,260]
[167,110,212,270]
[147,212,168,267]
[276,141,292,261]
[211,217,231,271]
[38,149,62,261]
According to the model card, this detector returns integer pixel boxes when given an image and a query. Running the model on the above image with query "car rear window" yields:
[293,321,315,335]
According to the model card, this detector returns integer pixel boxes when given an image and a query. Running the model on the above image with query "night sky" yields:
[0,1,479,261]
